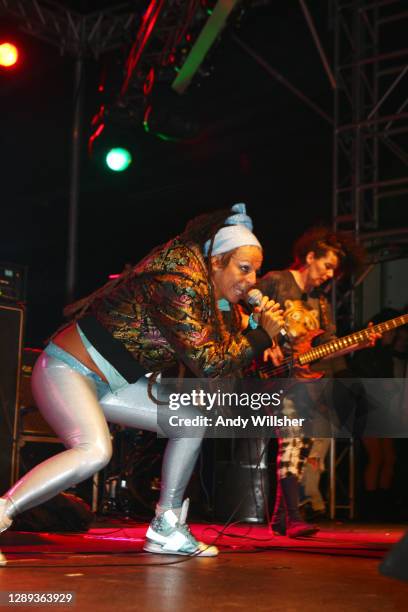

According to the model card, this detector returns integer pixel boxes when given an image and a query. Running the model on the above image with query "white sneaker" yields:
[0,551,6,566]
[143,499,218,557]
[0,498,13,534]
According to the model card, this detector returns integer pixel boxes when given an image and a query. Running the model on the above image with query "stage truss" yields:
[1,0,407,520]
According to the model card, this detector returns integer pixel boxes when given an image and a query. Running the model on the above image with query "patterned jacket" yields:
[81,238,270,378]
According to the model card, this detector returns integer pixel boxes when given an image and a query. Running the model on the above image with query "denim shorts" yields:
[44,341,110,400]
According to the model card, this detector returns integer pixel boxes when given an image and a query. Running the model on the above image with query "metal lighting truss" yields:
[333,0,408,313]
[0,0,136,57]
[0,0,223,298]
[331,0,408,520]
[0,0,139,301]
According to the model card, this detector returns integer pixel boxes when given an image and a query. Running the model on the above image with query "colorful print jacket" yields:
[85,238,270,377]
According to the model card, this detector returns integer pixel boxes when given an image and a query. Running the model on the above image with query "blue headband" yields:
[203,203,262,256]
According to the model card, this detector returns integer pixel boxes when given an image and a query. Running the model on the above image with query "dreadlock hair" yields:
[180,208,233,248]
[292,226,365,277]
[62,208,248,340]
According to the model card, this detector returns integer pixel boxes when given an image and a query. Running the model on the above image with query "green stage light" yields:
[105,148,132,172]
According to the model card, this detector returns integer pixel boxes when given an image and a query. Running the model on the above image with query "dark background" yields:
[1,2,337,346]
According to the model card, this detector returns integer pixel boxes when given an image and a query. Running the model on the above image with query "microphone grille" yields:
[247,289,263,307]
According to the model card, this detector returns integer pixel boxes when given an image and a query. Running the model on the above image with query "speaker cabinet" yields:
[380,530,408,582]
[214,439,271,523]
[0,303,24,493]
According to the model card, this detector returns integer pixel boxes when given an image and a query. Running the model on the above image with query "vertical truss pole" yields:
[352,1,362,244]
[349,437,355,519]
[373,2,380,231]
[66,46,85,303]
[332,0,339,232]
[329,438,336,519]
[331,0,359,520]
[331,1,339,521]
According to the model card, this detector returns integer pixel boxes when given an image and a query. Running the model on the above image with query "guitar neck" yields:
[298,313,408,366]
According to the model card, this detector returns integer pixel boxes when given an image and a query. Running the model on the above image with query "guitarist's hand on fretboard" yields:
[366,321,382,347]
[320,321,382,362]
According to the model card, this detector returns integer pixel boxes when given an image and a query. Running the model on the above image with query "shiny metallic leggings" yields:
[3,352,204,518]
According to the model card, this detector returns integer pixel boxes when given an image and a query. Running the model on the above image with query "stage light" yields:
[172,0,240,94]
[0,42,18,67]
[105,148,132,172]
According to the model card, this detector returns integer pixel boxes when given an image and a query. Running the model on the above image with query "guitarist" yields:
[256,226,378,537]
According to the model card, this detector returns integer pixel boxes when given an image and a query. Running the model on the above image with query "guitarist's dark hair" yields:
[292,226,364,276]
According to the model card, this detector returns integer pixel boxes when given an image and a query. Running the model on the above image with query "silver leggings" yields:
[4,352,204,517]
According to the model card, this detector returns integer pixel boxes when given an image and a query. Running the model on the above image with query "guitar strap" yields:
[318,294,331,332]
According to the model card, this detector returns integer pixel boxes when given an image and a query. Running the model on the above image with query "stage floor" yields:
[1,521,407,610]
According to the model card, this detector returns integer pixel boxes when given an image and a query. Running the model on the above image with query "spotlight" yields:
[105,148,132,172]
[0,42,19,68]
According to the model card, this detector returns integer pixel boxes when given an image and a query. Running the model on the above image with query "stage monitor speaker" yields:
[11,492,93,533]
[214,439,270,523]
[379,530,408,582]
[0,303,24,493]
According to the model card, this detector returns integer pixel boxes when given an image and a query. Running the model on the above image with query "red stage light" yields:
[0,42,18,67]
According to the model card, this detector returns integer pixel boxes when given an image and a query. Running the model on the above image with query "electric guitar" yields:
[246,313,408,380]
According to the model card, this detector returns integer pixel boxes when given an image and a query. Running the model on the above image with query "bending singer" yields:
[0,204,283,562]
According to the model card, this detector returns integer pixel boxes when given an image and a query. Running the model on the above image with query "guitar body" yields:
[289,329,325,380]
[246,328,325,380]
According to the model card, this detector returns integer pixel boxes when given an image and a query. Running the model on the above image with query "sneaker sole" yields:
[143,541,218,557]
[0,518,12,534]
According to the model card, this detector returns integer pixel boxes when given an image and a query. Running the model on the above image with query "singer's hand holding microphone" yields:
[246,289,285,342]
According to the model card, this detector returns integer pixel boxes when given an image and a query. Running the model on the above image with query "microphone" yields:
[246,288,263,309]
[246,289,286,336]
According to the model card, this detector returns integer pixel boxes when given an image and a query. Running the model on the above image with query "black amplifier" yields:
[0,262,27,302]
